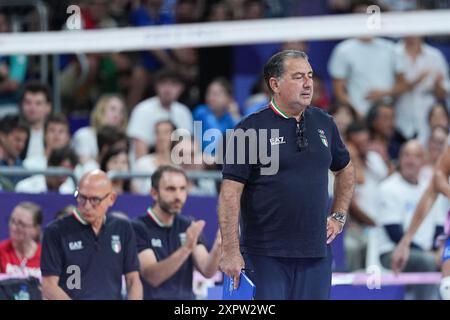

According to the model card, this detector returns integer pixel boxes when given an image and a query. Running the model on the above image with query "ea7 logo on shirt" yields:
[111,235,121,254]
[69,241,83,251]
[269,136,285,146]
[151,238,162,248]
[318,129,328,147]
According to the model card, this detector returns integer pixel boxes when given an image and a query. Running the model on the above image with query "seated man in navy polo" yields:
[40,170,143,300]
[133,165,222,300]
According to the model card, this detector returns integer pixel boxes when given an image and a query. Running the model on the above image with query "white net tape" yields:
[0,10,450,55]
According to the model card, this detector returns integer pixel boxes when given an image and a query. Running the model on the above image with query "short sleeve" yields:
[122,221,140,274]
[127,105,152,144]
[378,184,402,226]
[221,121,253,184]
[329,119,350,172]
[328,41,350,80]
[40,224,64,276]
[132,220,151,254]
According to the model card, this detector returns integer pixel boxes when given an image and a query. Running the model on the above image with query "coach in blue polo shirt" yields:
[219,50,355,300]
[41,170,143,300]
[133,165,222,300]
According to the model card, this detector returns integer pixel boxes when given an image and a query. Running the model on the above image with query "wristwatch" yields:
[330,212,347,226]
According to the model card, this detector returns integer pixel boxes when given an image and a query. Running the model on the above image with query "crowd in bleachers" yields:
[1,0,450,297]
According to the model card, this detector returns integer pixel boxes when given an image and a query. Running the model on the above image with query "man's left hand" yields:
[326,217,343,244]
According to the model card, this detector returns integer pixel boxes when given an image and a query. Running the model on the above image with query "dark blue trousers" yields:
[243,246,332,300]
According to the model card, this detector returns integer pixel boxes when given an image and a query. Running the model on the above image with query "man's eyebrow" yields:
[291,71,313,76]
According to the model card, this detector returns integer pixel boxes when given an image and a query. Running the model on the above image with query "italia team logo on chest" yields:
[111,235,121,254]
[318,129,328,147]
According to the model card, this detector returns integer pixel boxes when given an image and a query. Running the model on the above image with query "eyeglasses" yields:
[296,113,308,152]
[74,189,110,207]
[9,218,34,229]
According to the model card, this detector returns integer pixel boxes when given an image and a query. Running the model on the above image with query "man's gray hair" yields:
[263,50,309,94]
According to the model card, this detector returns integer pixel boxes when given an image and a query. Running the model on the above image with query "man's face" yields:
[0,129,28,160]
[76,179,115,224]
[21,92,51,126]
[45,122,70,151]
[399,143,424,182]
[152,172,188,216]
[272,58,314,109]
[46,159,74,191]
[155,80,184,106]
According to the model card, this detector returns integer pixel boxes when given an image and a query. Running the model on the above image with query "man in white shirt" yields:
[20,81,52,160]
[327,2,407,116]
[16,145,78,194]
[23,113,71,170]
[378,140,443,300]
[394,36,449,141]
[127,69,193,161]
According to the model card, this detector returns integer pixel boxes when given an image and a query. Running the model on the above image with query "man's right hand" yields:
[184,220,206,252]
[391,238,410,274]
[220,250,245,289]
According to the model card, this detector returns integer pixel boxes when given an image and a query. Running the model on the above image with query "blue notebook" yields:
[222,271,256,300]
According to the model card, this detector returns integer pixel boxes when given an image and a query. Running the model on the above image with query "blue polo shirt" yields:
[192,104,238,151]
[133,208,206,300]
[40,211,139,300]
[222,103,350,258]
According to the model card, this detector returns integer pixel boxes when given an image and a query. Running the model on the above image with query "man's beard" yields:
[159,198,182,216]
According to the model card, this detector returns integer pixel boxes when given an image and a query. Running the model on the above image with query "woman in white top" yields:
[132,120,176,194]
[72,94,128,165]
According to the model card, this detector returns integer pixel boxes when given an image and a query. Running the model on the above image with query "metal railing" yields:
[0,166,78,183]
[0,166,223,188]
[107,170,222,182]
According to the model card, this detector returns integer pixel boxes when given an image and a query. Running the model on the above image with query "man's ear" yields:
[269,77,279,94]
[108,191,117,206]
[150,187,158,201]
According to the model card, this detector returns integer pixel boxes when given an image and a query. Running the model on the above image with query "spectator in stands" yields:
[132,165,221,299]
[100,146,131,194]
[0,202,42,278]
[127,0,177,108]
[344,121,387,271]
[127,69,192,160]
[366,100,404,164]
[420,126,448,183]
[378,140,442,299]
[75,125,129,179]
[23,113,71,170]
[41,170,143,300]
[205,1,232,21]
[172,137,217,196]
[0,13,28,117]
[328,1,407,117]
[132,120,176,194]
[0,114,29,188]
[72,94,128,165]
[20,81,52,161]
[175,0,202,23]
[419,103,450,146]
[15,146,78,194]
[329,103,359,138]
[394,36,449,141]
[193,77,240,152]
[244,76,270,115]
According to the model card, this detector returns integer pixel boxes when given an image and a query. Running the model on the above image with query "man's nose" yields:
[303,78,312,88]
